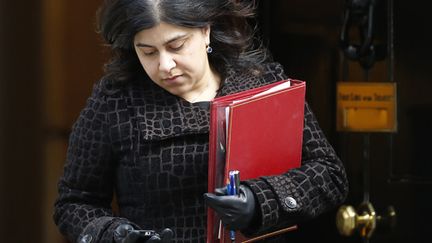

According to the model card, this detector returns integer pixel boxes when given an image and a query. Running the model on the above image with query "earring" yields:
[206,45,213,54]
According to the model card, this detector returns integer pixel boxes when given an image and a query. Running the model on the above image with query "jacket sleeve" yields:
[53,82,137,243]
[242,102,349,236]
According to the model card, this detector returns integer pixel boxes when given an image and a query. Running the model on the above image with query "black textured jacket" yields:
[54,63,348,243]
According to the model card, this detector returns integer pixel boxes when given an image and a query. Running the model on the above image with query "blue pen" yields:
[227,170,240,242]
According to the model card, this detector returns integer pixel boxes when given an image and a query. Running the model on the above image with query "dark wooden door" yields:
[258,0,432,242]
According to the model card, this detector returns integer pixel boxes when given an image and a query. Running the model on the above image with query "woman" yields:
[54,0,349,242]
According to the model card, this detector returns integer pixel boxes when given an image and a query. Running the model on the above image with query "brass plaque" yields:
[336,82,397,132]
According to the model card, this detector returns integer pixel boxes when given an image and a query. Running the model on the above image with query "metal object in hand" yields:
[228,170,240,242]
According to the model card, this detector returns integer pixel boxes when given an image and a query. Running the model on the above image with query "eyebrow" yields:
[135,33,188,48]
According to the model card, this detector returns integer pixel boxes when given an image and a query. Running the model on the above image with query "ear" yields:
[202,25,211,46]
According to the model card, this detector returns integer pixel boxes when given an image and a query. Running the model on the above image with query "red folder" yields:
[207,79,306,243]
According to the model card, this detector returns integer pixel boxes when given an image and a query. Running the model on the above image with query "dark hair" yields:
[96,0,271,90]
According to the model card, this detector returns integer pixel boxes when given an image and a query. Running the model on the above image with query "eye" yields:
[140,48,157,56]
[169,39,186,51]
[143,50,156,56]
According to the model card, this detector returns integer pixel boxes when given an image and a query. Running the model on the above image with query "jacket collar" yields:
[132,79,210,141]
[133,62,285,141]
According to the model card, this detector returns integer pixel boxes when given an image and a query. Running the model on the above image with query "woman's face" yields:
[134,22,215,100]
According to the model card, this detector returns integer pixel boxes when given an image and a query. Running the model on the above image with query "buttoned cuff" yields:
[262,176,303,214]
[242,178,279,235]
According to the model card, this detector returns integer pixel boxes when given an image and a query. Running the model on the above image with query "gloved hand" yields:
[113,224,173,243]
[204,184,256,230]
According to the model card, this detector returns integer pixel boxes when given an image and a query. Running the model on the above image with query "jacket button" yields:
[79,234,93,243]
[284,196,297,209]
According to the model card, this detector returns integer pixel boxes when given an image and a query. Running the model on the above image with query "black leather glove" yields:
[113,224,173,243]
[204,184,256,230]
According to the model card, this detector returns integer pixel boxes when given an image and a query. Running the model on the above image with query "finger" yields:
[205,193,242,206]
[160,228,174,243]
[203,193,224,207]
[114,224,134,239]
[147,235,162,242]
[214,187,228,196]
[204,193,235,212]
[123,231,141,243]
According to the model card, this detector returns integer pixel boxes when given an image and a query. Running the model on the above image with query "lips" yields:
[163,75,182,84]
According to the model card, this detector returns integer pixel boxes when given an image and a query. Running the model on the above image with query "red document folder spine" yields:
[207,79,306,243]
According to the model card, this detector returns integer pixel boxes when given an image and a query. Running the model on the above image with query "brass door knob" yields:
[336,202,396,239]
[336,202,376,238]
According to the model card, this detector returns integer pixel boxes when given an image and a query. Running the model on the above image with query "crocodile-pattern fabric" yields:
[54,62,348,243]
[242,102,348,240]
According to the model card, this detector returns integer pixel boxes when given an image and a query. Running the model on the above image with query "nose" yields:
[158,52,176,73]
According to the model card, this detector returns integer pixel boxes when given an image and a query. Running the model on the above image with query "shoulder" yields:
[260,62,287,83]
[231,62,287,83]
[77,78,139,126]
[91,77,154,107]
[221,62,288,95]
